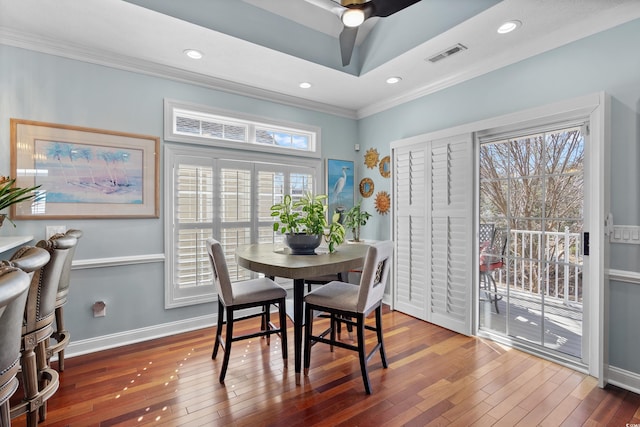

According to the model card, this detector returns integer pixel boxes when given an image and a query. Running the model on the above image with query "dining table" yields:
[235,241,369,383]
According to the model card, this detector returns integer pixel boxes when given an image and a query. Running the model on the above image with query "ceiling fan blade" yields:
[370,0,421,17]
[339,25,358,66]
[304,0,345,17]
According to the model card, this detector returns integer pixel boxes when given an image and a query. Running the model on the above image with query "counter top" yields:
[0,235,34,254]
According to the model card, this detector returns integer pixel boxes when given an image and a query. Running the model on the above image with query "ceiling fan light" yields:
[342,9,365,27]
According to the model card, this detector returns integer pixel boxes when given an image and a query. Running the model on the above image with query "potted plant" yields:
[343,200,372,242]
[0,175,41,228]
[271,192,345,254]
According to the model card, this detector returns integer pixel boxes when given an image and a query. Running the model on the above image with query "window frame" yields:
[164,99,321,158]
[164,143,322,309]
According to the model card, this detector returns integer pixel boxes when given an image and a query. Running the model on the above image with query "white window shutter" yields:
[392,133,472,335]
[427,135,473,335]
[393,144,427,318]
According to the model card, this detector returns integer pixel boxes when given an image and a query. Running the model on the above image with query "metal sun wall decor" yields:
[374,191,390,215]
[364,148,379,169]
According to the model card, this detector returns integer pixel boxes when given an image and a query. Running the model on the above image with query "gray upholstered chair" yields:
[0,266,31,427]
[207,238,288,383]
[303,240,393,394]
[47,228,83,371]
[9,235,76,426]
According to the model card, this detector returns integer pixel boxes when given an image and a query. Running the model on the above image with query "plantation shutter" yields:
[393,143,427,318]
[427,134,473,335]
[392,133,472,335]
[169,155,217,307]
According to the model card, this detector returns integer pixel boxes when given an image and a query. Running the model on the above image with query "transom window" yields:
[165,99,320,158]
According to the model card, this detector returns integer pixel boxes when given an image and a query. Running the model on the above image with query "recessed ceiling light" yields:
[299,82,312,89]
[184,49,203,59]
[497,20,521,34]
[386,77,402,84]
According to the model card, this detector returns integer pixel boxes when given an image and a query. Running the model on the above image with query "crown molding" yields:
[0,28,358,120]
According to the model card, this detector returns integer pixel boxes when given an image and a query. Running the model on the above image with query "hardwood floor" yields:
[10,307,640,426]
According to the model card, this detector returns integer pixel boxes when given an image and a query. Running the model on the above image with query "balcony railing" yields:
[490,227,583,307]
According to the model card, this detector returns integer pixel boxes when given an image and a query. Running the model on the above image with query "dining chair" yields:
[0,266,31,427]
[303,240,393,394]
[206,238,288,383]
[9,236,76,426]
[480,228,508,313]
[47,228,83,372]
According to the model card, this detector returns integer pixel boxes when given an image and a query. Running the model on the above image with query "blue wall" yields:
[0,44,358,341]
[2,17,639,378]
[357,18,640,375]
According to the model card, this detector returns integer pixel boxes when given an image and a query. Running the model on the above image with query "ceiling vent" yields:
[426,43,468,63]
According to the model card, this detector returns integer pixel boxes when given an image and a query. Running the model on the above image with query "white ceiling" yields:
[1,0,640,119]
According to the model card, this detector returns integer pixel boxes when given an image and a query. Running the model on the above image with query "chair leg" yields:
[489,274,500,314]
[55,306,66,371]
[330,314,337,352]
[212,299,224,360]
[1,400,10,427]
[356,313,372,395]
[36,341,49,422]
[219,307,234,383]
[265,304,271,345]
[20,346,39,427]
[278,299,288,368]
[303,305,313,376]
[375,306,388,369]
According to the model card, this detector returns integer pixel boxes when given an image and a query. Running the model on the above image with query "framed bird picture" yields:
[326,158,354,223]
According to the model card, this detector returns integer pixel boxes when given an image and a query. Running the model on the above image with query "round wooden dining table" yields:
[235,242,369,383]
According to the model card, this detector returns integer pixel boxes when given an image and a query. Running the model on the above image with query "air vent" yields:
[426,43,468,63]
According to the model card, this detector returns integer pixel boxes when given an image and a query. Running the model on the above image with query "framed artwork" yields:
[10,119,159,219]
[326,158,354,221]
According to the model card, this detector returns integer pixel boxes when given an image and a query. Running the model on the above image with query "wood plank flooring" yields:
[10,308,640,426]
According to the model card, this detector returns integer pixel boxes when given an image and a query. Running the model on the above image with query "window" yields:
[165,99,320,158]
[165,144,320,308]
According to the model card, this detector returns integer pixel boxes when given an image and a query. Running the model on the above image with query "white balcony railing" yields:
[491,227,583,307]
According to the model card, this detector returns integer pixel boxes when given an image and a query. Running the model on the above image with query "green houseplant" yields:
[271,192,345,253]
[343,200,372,242]
[0,176,41,227]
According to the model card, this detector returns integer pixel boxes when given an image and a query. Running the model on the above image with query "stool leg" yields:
[212,299,224,359]
[219,307,234,383]
[303,305,313,376]
[375,305,388,369]
[356,313,371,394]
[55,306,66,371]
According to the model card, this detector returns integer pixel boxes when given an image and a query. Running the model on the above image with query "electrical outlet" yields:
[46,225,67,239]
[93,301,106,317]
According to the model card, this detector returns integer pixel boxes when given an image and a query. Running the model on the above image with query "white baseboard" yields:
[63,294,394,360]
[607,365,640,394]
[65,313,217,358]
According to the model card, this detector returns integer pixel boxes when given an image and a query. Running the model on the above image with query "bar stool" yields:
[10,235,76,426]
[0,266,31,427]
[47,229,83,371]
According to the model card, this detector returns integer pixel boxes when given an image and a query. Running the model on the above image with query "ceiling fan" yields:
[304,0,422,66]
